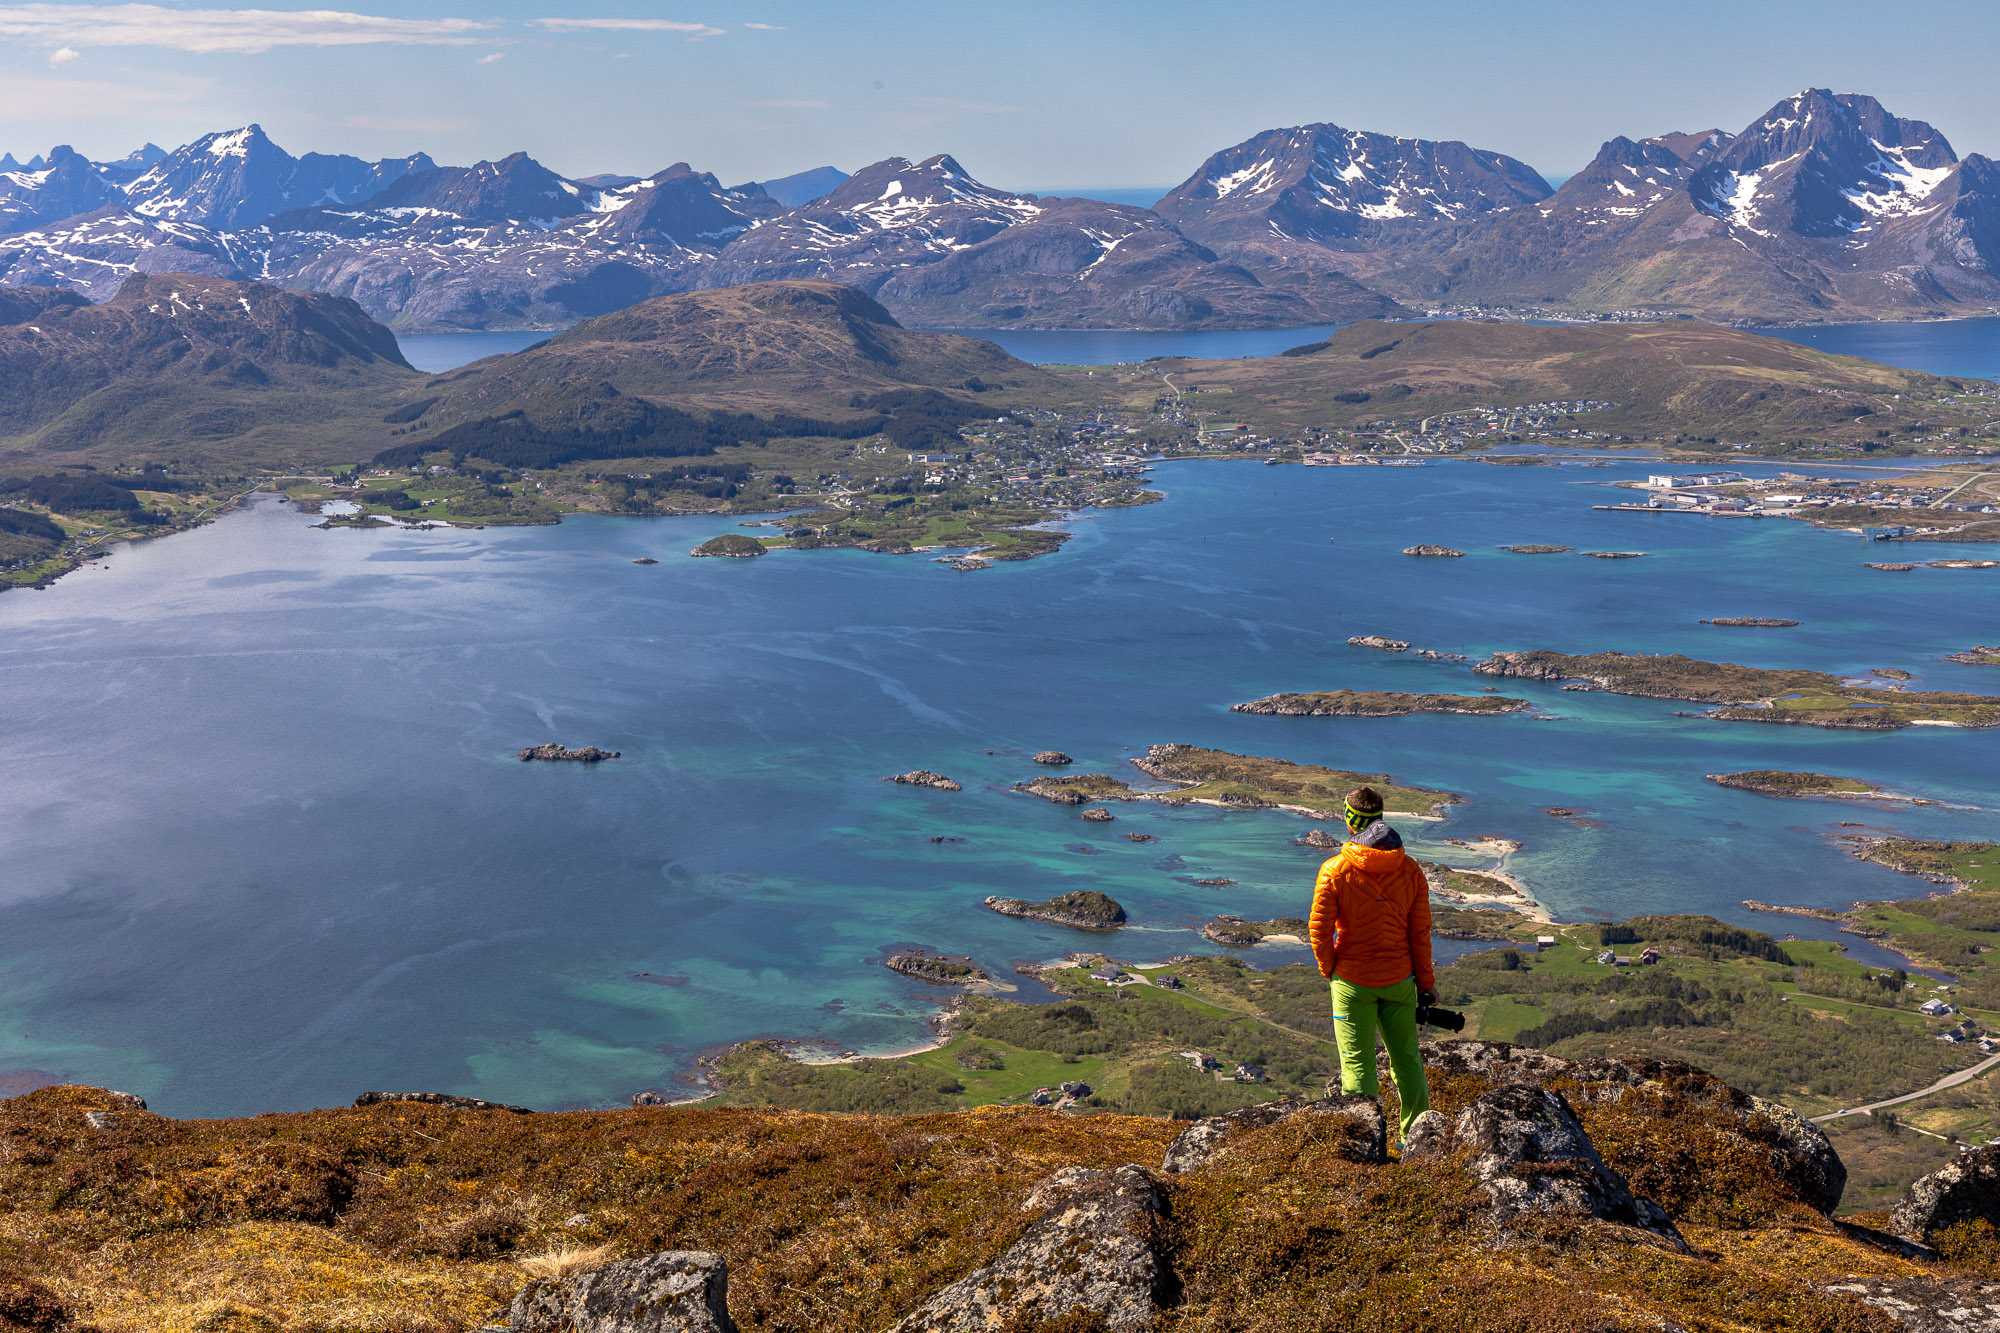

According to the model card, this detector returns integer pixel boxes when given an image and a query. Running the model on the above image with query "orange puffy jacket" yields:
[1309,836,1435,991]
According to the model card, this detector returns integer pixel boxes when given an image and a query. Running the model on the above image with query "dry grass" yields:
[516,1242,615,1281]
[2,1080,1992,1331]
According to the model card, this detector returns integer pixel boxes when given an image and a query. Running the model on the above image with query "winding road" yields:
[1813,1050,2000,1123]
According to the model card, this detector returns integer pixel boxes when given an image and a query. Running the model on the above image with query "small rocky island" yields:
[1948,645,2000,666]
[1700,617,1799,628]
[631,556,659,566]
[1474,649,2000,730]
[1581,550,1646,559]
[1232,690,1529,717]
[691,533,767,559]
[1080,807,1116,822]
[983,890,1127,930]
[1500,544,1571,554]
[1202,915,1307,947]
[1402,544,1465,558]
[1014,744,1459,819]
[889,770,963,792]
[1707,771,1916,803]
[517,744,621,763]
[883,950,991,987]
[1032,751,1074,765]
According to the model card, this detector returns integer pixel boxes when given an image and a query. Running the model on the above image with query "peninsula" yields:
[1474,650,2000,730]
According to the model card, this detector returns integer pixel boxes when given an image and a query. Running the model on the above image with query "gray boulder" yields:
[1424,1041,1847,1215]
[1820,1278,2000,1332]
[1891,1144,2000,1245]
[891,1164,1169,1332]
[1162,1094,1385,1174]
[509,1251,734,1332]
[1403,1084,1685,1251]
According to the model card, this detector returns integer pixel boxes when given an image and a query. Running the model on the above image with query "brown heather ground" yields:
[7,1068,1997,1332]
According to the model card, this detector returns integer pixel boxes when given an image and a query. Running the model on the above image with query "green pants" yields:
[1330,974,1430,1142]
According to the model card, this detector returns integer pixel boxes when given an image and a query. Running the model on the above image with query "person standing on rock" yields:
[1308,784,1434,1148]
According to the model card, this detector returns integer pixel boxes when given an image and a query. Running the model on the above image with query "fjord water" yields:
[2,460,1997,1116]
[391,313,2000,375]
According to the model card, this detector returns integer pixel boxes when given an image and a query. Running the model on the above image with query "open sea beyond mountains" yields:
[2,325,1998,1117]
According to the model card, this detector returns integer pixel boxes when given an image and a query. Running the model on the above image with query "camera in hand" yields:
[1415,1003,1465,1032]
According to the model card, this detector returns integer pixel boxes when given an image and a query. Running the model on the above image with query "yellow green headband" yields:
[1344,802,1380,829]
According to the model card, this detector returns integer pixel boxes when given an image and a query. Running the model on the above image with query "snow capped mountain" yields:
[0,206,252,298]
[578,163,781,247]
[0,146,125,236]
[1688,90,1956,240]
[125,125,433,229]
[872,194,1398,328]
[1156,123,1552,247]
[705,155,1045,290]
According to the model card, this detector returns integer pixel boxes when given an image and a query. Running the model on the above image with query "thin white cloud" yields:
[47,44,80,65]
[0,4,494,56]
[747,97,829,111]
[743,21,783,30]
[533,17,725,39]
[477,50,505,64]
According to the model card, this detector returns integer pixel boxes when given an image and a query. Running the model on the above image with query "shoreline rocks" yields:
[1701,617,1799,627]
[983,891,1127,930]
[1232,690,1529,717]
[884,951,991,987]
[889,770,963,792]
[518,744,621,763]
[1202,915,1306,947]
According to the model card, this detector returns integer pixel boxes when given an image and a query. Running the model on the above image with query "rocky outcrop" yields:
[884,951,990,987]
[1032,751,1074,765]
[1403,1083,1686,1250]
[690,534,766,559]
[1891,1144,2000,1245]
[1201,915,1306,947]
[1947,646,2000,666]
[1582,550,1646,559]
[354,1090,533,1114]
[518,744,621,763]
[1346,634,1409,652]
[1818,1278,2000,1332]
[890,1165,1169,1333]
[1297,828,1341,850]
[983,891,1127,930]
[1080,807,1116,822]
[1501,544,1571,554]
[1702,617,1800,627]
[508,1250,735,1332]
[1402,544,1465,558]
[1161,1095,1385,1174]
[889,770,962,792]
[1422,1040,1848,1219]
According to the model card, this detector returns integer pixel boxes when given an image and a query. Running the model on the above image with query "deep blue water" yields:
[2,458,1995,1116]
[1749,318,2000,381]
[394,308,2000,375]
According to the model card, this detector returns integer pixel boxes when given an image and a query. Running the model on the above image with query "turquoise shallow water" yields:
[1,458,1996,1115]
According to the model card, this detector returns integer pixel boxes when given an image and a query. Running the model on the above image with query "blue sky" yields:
[3,0,1999,189]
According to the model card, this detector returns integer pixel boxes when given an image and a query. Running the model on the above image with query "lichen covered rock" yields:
[1403,1083,1685,1250]
[509,1250,735,1332]
[1891,1143,2000,1247]
[890,1165,1169,1332]
[1162,1095,1385,1174]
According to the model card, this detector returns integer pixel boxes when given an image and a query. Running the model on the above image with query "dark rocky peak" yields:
[0,285,88,326]
[0,143,126,235]
[363,151,591,224]
[125,124,301,228]
[817,153,1037,218]
[1724,90,1954,173]
[584,162,781,246]
[1648,129,1733,166]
